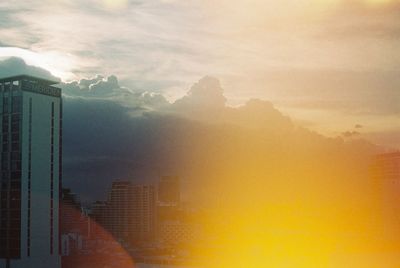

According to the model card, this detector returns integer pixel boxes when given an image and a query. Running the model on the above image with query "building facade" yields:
[159,220,201,245]
[107,181,132,241]
[130,183,157,242]
[0,75,62,268]
[158,176,180,205]
[90,181,157,244]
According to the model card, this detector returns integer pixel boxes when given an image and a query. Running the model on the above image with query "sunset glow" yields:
[0,0,399,267]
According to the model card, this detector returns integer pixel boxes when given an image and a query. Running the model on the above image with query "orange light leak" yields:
[175,130,400,268]
[61,205,135,268]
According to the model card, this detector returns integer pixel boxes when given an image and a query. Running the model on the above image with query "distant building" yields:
[61,233,83,257]
[130,183,157,243]
[372,152,400,235]
[61,188,84,234]
[107,181,132,241]
[159,220,201,245]
[60,188,90,257]
[89,176,185,245]
[0,75,62,268]
[89,201,108,238]
[158,176,180,205]
[373,152,400,182]
[90,181,157,244]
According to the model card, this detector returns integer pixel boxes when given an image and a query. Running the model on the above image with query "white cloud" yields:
[0,47,78,79]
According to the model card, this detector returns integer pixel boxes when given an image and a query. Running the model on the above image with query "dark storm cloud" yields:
[61,98,183,200]
[61,96,222,202]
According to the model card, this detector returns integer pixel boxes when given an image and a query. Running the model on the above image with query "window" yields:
[11,161,21,171]
[2,143,8,152]
[4,83,10,92]
[11,141,19,151]
[2,116,9,132]
[2,98,8,113]
[2,133,8,142]
[10,152,20,161]
[1,153,8,169]
[49,102,55,255]
[11,96,21,113]
[10,171,21,180]
[0,197,6,208]
[11,114,19,123]
[11,114,20,133]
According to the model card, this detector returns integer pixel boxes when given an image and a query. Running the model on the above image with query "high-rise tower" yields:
[0,75,62,268]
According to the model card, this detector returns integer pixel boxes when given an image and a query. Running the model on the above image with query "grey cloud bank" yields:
[0,57,386,203]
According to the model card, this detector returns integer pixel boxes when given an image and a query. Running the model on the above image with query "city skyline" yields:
[0,1,400,267]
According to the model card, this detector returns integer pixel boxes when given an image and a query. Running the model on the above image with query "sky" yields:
[0,0,399,149]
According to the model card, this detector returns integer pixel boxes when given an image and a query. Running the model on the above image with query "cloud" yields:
[0,0,209,83]
[1,0,399,120]
[0,56,60,81]
[355,124,363,129]
[0,57,392,203]
[89,75,119,92]
[166,76,292,132]
[170,76,226,119]
[79,75,105,88]
[63,74,129,97]
[174,76,226,108]
[0,57,168,114]
[223,99,293,131]
[61,74,169,114]
[342,130,361,138]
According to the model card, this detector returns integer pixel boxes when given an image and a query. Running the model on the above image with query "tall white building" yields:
[0,75,62,268]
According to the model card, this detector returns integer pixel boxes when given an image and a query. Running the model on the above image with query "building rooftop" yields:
[0,74,60,85]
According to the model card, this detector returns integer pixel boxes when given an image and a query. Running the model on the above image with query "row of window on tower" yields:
[0,81,22,258]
